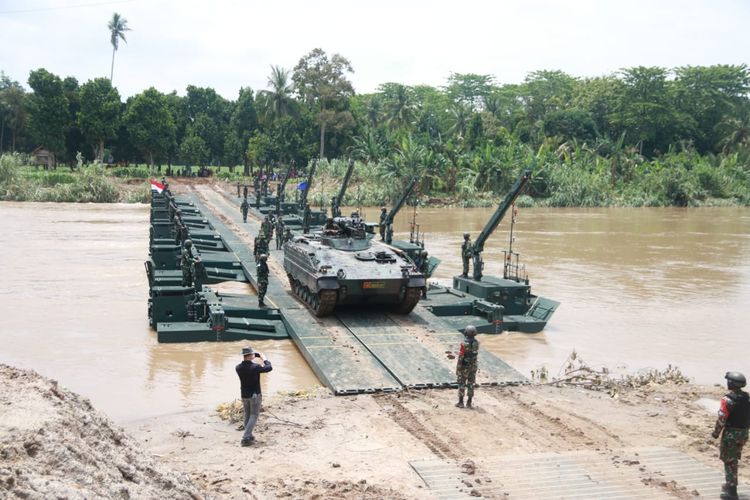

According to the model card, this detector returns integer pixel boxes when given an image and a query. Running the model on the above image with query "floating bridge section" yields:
[184,187,527,394]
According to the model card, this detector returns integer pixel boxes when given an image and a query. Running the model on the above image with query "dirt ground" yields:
[123,377,740,499]
[3,360,745,499]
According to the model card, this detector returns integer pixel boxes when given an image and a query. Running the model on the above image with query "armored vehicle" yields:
[283,215,426,316]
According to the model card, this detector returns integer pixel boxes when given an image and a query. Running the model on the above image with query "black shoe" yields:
[240,439,252,447]
[455,398,464,408]
[721,484,738,499]
[466,398,473,408]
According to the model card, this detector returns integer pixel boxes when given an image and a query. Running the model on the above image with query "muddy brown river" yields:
[1,201,749,421]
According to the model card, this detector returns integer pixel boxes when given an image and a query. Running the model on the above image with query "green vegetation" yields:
[1,52,749,206]
[0,153,142,202]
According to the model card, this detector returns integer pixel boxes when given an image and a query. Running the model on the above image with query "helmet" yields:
[184,239,193,248]
[421,250,428,256]
[381,207,387,211]
[463,232,470,239]
[464,325,477,336]
[726,371,747,388]
[259,254,268,261]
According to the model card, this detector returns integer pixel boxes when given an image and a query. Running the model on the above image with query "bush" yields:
[110,166,152,179]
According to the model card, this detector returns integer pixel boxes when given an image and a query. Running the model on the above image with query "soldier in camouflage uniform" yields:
[275,217,285,250]
[418,249,430,298]
[461,233,473,277]
[181,239,195,287]
[712,371,750,499]
[256,254,269,307]
[254,233,268,262]
[379,207,388,241]
[456,325,479,408]
[264,215,273,241]
[240,197,249,223]
[283,227,293,245]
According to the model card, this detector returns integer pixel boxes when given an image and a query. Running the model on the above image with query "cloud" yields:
[1,0,747,100]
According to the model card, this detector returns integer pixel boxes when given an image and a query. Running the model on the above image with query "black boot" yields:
[721,484,738,499]
[466,397,473,408]
[455,396,464,408]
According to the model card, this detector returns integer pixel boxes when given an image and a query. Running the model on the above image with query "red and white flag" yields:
[150,179,165,193]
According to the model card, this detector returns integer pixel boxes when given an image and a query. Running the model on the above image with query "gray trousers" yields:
[241,394,262,441]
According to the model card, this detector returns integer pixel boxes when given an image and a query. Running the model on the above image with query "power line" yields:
[0,0,134,15]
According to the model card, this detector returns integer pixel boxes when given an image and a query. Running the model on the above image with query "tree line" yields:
[1,49,749,205]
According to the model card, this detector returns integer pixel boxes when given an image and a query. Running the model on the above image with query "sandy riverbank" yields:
[4,362,745,499]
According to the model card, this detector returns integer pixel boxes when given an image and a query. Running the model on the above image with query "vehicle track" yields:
[374,393,467,460]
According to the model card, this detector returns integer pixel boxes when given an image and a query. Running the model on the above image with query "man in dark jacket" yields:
[236,346,273,446]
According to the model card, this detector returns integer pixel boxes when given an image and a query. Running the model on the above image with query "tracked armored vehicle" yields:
[283,215,426,316]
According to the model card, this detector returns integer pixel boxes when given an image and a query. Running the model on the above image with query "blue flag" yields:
[297,181,308,191]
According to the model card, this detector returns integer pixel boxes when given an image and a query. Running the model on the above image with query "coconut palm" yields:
[108,13,131,84]
[258,66,295,122]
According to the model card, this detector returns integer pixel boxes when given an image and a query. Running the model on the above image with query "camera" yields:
[254,352,261,358]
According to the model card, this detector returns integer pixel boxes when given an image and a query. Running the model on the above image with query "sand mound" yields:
[0,364,202,499]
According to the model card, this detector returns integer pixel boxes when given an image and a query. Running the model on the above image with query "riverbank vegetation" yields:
[1,53,749,206]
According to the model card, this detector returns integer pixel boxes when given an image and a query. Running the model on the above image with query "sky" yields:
[1,0,748,100]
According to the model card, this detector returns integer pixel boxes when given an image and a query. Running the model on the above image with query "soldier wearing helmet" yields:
[379,207,388,241]
[240,196,249,223]
[461,233,473,278]
[181,239,195,287]
[455,325,479,408]
[713,371,750,499]
[256,254,269,308]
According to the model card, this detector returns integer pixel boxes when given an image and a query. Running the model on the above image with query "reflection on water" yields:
[2,202,749,421]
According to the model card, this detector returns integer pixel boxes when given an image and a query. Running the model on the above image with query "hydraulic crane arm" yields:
[472,169,531,280]
[299,159,318,210]
[332,159,355,217]
[384,176,419,244]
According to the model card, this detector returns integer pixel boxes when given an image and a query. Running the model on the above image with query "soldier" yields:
[240,197,249,223]
[256,254,269,307]
[379,206,388,240]
[302,205,311,234]
[330,196,339,218]
[461,232,473,277]
[264,215,273,241]
[275,217,285,250]
[181,239,195,287]
[237,182,241,197]
[455,325,479,408]
[254,233,268,262]
[418,249,430,298]
[712,371,750,499]
[283,227,293,244]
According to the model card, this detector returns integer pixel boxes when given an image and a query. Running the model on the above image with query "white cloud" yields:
[1,0,747,99]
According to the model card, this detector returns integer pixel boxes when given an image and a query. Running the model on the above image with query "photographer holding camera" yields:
[235,346,273,447]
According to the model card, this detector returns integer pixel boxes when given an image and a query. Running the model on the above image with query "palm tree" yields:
[258,66,295,122]
[383,84,416,130]
[108,12,131,84]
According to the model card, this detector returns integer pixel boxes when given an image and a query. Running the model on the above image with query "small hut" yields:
[31,147,54,168]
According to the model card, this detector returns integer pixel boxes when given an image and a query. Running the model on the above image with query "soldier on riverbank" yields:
[713,371,750,499]
[461,233,473,277]
[456,325,479,409]
[241,197,249,223]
